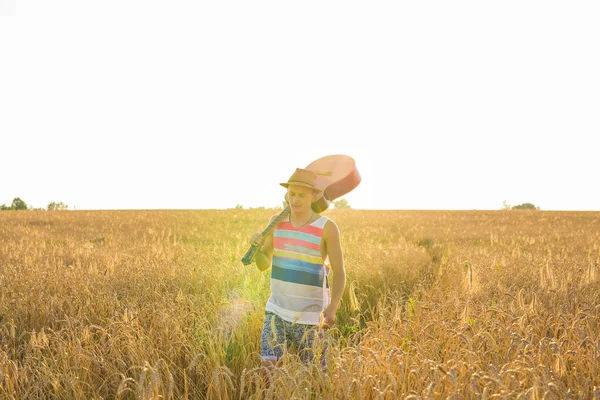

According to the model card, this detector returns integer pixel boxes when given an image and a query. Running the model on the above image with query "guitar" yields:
[241,154,361,265]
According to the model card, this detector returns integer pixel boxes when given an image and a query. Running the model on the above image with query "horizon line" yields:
[4,208,599,212]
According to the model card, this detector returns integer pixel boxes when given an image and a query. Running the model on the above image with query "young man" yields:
[249,168,346,369]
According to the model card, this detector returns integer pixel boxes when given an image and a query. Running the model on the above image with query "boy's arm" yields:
[252,215,277,271]
[322,220,346,327]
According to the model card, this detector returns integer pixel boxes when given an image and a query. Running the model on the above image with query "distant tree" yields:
[501,200,511,210]
[0,204,12,211]
[48,201,68,210]
[512,202,540,210]
[11,197,27,210]
[235,204,244,210]
[333,198,351,209]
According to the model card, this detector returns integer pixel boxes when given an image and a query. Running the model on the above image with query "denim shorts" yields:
[260,311,328,367]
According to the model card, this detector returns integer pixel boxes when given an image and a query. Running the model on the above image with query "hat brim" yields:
[280,182,322,193]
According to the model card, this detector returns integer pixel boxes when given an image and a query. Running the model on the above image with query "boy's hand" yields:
[250,233,264,248]
[321,304,336,328]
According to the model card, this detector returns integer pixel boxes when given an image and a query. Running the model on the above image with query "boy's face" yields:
[287,185,316,213]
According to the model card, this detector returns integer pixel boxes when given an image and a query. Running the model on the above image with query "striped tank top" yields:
[266,215,330,325]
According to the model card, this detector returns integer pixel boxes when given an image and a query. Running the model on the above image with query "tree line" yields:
[0,198,68,211]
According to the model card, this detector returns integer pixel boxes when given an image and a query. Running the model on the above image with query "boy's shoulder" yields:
[321,216,339,232]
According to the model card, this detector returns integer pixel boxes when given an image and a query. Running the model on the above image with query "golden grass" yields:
[0,209,599,399]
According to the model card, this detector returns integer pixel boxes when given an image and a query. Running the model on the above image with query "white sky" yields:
[1,1,599,211]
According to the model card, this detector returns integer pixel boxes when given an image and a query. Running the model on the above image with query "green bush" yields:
[512,202,539,210]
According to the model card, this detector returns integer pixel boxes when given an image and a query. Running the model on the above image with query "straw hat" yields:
[280,168,321,192]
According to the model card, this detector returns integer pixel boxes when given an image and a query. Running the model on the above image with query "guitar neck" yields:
[261,205,291,237]
[241,205,290,265]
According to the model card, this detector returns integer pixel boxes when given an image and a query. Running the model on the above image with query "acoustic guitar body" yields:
[305,154,362,213]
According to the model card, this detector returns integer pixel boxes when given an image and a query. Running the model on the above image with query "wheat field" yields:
[0,209,598,399]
